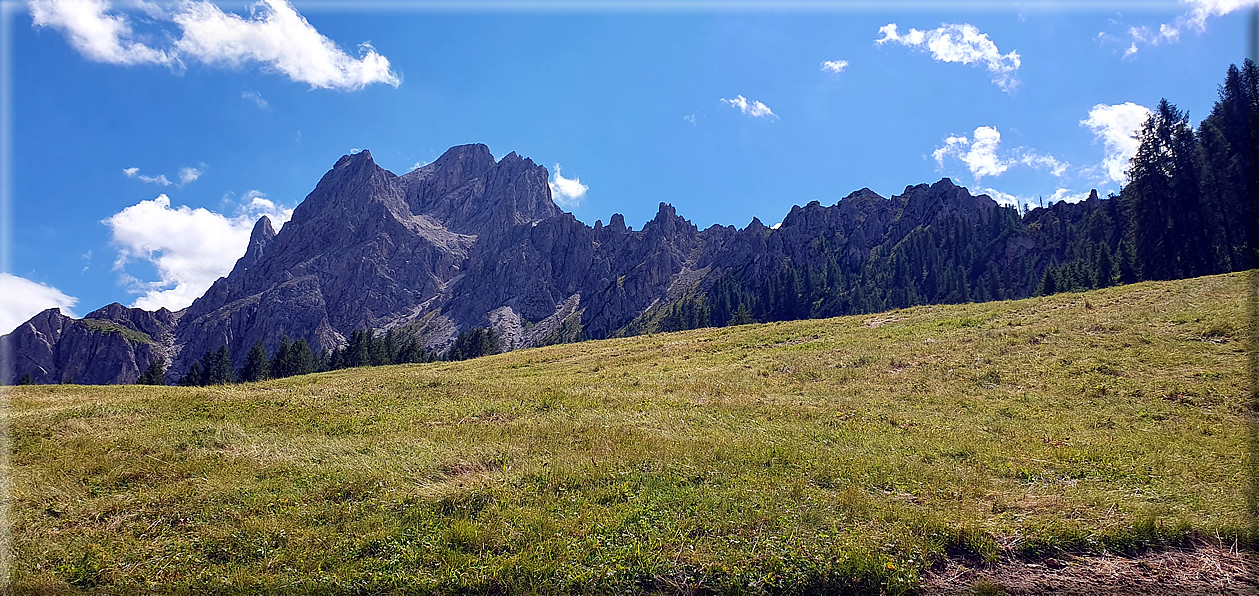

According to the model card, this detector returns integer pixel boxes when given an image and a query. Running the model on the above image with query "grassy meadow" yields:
[6,272,1255,593]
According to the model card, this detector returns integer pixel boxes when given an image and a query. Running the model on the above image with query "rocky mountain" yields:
[3,144,1116,385]
[5,303,176,385]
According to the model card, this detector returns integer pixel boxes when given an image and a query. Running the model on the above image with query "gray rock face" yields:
[3,304,175,385]
[4,143,1100,385]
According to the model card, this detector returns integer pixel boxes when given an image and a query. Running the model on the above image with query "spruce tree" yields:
[289,339,317,376]
[1037,265,1058,296]
[1096,243,1116,288]
[204,345,234,385]
[137,356,167,385]
[179,362,203,386]
[271,336,293,378]
[240,340,271,382]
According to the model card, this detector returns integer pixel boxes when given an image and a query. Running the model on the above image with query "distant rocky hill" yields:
[2,144,1119,385]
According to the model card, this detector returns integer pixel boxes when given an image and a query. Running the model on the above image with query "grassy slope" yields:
[8,273,1255,594]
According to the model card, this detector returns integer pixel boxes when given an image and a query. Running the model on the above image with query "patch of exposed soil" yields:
[922,543,1257,595]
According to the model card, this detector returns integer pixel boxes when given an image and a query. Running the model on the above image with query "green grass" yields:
[7,272,1255,594]
[79,318,155,345]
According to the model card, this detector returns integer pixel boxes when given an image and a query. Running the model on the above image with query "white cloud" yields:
[172,0,400,90]
[139,173,172,186]
[1047,188,1092,204]
[178,166,203,186]
[28,0,173,66]
[1122,24,1180,56]
[103,192,293,311]
[978,187,1029,209]
[720,95,777,120]
[934,126,1068,183]
[820,59,849,74]
[1183,0,1259,29]
[0,274,79,335]
[932,134,970,168]
[1080,102,1152,185]
[123,165,203,187]
[1114,0,1256,55]
[548,165,588,210]
[1020,152,1068,177]
[241,90,270,109]
[876,23,1021,91]
[979,187,1089,210]
[683,114,697,125]
[932,126,1008,182]
[29,0,400,91]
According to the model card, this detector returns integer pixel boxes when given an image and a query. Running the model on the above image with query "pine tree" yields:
[271,336,293,378]
[137,356,167,385]
[289,339,317,376]
[179,362,203,387]
[17,373,35,386]
[1096,243,1116,288]
[1122,99,1207,280]
[1037,265,1058,296]
[202,345,234,385]
[240,340,271,382]
[729,303,754,326]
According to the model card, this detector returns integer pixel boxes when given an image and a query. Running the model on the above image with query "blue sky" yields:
[2,0,1255,333]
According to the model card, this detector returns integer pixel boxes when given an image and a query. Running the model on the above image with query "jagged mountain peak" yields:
[4,142,1125,386]
[228,216,278,279]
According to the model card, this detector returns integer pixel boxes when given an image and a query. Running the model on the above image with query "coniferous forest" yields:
[693,60,1257,329]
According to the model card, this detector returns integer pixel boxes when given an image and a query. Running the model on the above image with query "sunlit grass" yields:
[7,272,1253,593]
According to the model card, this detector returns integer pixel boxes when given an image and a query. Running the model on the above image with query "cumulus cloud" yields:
[720,95,777,120]
[172,0,400,90]
[683,114,697,125]
[28,0,173,65]
[103,192,293,311]
[932,126,1009,182]
[934,126,1069,183]
[28,0,400,91]
[1080,102,1152,185]
[241,90,270,109]
[820,59,849,74]
[876,23,1021,91]
[0,274,79,335]
[548,165,588,210]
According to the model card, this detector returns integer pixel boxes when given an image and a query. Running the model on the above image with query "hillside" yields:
[8,272,1255,593]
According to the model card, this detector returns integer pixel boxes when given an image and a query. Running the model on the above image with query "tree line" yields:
[653,61,1255,332]
[139,326,502,386]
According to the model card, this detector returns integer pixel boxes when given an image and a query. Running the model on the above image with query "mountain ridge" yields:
[3,144,1116,385]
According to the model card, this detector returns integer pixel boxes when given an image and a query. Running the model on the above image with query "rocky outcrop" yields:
[3,304,175,385]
